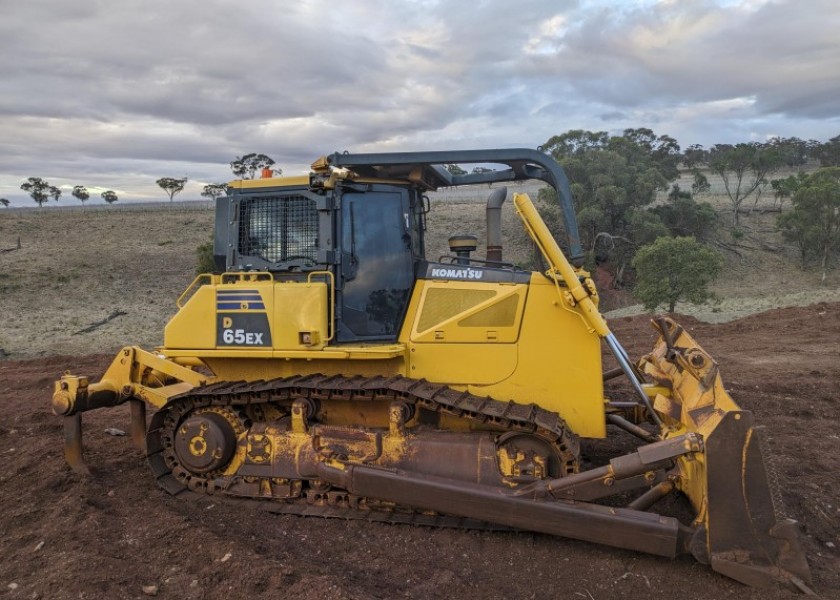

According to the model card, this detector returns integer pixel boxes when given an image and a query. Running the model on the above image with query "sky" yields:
[1,0,839,205]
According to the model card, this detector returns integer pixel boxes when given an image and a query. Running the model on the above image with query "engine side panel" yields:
[403,274,605,438]
[494,276,605,438]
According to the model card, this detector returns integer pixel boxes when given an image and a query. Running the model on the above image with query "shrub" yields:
[632,236,723,312]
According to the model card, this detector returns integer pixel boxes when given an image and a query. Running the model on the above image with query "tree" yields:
[777,167,840,276]
[200,183,229,202]
[651,185,717,240]
[156,177,188,203]
[813,135,840,167]
[542,129,679,239]
[471,166,494,175]
[71,185,90,210]
[542,129,608,157]
[766,136,810,169]
[599,209,669,283]
[540,128,680,277]
[632,236,723,313]
[620,127,682,181]
[20,177,61,207]
[196,239,217,275]
[691,171,711,195]
[684,142,783,226]
[0,198,9,208]
[230,153,278,179]
[101,190,118,205]
[769,172,808,210]
[444,164,467,176]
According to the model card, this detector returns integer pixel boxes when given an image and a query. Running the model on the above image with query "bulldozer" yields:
[52,149,812,591]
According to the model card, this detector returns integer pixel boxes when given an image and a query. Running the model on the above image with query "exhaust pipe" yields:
[485,187,507,263]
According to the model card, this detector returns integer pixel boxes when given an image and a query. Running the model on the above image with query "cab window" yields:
[338,190,414,341]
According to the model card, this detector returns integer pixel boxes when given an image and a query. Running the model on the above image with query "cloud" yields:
[524,0,840,119]
[0,0,838,203]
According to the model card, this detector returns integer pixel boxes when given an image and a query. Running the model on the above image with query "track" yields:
[145,374,580,527]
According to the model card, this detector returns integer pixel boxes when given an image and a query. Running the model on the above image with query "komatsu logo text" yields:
[430,268,484,280]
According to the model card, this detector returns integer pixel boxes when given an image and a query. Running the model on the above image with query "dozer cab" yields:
[52,149,812,590]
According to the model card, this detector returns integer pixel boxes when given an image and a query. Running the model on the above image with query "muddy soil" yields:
[1,304,838,599]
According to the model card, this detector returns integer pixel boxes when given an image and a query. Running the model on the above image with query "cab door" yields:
[337,188,415,342]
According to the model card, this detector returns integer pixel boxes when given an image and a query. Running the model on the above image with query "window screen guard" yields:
[238,195,319,264]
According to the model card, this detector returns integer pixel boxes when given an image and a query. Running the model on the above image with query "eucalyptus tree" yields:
[632,236,723,313]
[156,177,188,203]
[777,167,840,275]
[72,185,90,210]
[230,154,279,179]
[21,177,61,207]
[684,142,784,226]
[540,128,681,275]
[200,183,229,201]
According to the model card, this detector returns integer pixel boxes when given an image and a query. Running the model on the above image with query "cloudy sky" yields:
[1,0,839,204]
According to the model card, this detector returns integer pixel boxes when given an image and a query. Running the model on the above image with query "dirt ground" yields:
[1,199,839,598]
[0,305,838,599]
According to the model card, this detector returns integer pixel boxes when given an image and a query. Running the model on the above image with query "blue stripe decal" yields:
[216,295,263,301]
[217,302,266,310]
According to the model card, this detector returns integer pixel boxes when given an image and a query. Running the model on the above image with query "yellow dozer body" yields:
[52,150,811,591]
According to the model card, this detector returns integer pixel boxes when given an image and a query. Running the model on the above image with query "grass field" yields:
[1,184,838,358]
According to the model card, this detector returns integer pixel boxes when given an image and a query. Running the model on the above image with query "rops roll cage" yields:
[326,148,583,266]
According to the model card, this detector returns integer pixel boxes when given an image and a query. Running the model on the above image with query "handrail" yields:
[220,271,273,284]
[176,274,216,308]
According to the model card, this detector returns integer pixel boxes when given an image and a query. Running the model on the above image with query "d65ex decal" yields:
[216,313,272,347]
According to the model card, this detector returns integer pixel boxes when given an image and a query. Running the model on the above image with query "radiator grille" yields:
[459,294,519,327]
[239,195,318,263]
[417,288,495,332]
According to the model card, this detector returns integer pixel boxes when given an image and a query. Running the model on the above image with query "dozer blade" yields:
[641,318,812,591]
[704,411,812,590]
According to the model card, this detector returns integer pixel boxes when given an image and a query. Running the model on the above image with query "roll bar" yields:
[327,149,584,266]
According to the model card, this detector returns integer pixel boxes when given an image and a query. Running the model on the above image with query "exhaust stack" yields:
[485,187,507,263]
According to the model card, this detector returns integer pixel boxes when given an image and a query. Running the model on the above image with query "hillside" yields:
[1,186,838,359]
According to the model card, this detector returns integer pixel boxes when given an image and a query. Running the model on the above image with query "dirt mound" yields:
[1,305,839,599]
